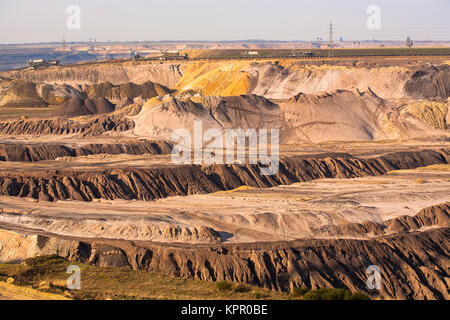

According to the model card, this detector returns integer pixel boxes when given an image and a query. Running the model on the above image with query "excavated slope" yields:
[133,91,444,143]
[404,64,450,99]
[134,94,281,140]
[5,63,182,88]
[316,202,450,238]
[0,80,83,107]
[0,80,46,107]
[399,100,448,130]
[6,60,449,101]
[175,60,449,100]
[0,209,448,299]
[0,106,137,137]
[0,149,447,202]
[55,97,115,117]
[279,89,443,142]
[85,81,172,103]
[38,83,84,105]
[385,202,450,232]
[0,90,446,143]
[0,140,172,162]
[0,79,171,109]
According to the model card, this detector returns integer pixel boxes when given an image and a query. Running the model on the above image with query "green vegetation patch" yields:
[291,286,370,300]
[0,256,370,300]
[0,255,288,300]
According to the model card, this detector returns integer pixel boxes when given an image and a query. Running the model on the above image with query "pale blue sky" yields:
[0,0,449,43]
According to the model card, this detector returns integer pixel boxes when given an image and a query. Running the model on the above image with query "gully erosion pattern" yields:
[0,149,448,201]
[1,204,448,300]
[0,57,449,300]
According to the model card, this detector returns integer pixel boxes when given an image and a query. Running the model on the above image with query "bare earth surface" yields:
[0,163,448,244]
[0,56,449,299]
[0,282,69,300]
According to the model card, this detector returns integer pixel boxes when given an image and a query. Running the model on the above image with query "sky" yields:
[0,0,449,44]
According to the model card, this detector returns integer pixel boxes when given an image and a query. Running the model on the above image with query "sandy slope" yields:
[0,282,69,300]
[131,90,445,143]
[0,164,448,244]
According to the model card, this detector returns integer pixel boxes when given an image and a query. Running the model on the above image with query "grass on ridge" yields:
[0,255,371,300]
[0,255,289,300]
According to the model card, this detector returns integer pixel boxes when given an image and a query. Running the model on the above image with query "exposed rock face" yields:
[134,91,444,143]
[399,100,448,130]
[4,61,449,101]
[1,219,448,300]
[133,94,281,140]
[0,58,449,301]
[385,202,450,232]
[6,63,183,88]
[0,149,447,202]
[0,113,134,137]
[0,80,46,107]
[175,60,414,99]
[38,83,84,105]
[0,78,171,111]
[116,97,134,110]
[55,96,115,117]
[279,89,442,142]
[315,202,450,238]
[0,81,84,107]
[85,81,172,102]
[0,140,173,162]
[405,64,450,99]
[180,61,449,100]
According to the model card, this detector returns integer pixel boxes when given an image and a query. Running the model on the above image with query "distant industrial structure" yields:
[312,20,336,53]
[312,37,323,48]
[329,19,334,47]
[243,51,259,56]
[27,59,60,70]
[160,50,188,60]
[406,37,414,47]
[88,38,96,51]
[328,19,335,57]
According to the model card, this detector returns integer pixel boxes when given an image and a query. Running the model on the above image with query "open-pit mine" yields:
[0,55,449,300]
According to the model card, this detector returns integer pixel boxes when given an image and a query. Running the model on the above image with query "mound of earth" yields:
[0,149,447,202]
[133,90,444,143]
[0,80,46,108]
[85,81,172,103]
[0,140,172,161]
[38,83,84,105]
[0,220,447,299]
[133,94,282,140]
[399,100,448,129]
[176,60,450,100]
[4,59,449,101]
[405,64,450,99]
[116,97,134,110]
[175,61,415,99]
[55,97,115,117]
[279,89,445,143]
[0,80,84,107]
[5,63,182,88]
[0,113,134,137]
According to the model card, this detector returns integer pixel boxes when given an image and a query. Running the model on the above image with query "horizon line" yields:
[1,39,450,46]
